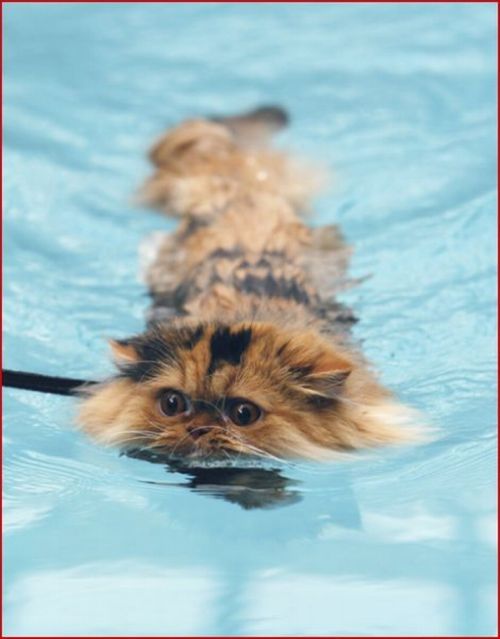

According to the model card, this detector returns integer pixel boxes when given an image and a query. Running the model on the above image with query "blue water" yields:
[3,3,497,636]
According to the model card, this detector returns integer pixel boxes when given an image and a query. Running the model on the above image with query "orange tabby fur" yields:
[78,106,423,462]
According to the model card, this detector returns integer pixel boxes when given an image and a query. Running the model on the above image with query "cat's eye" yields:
[158,389,190,417]
[227,399,262,426]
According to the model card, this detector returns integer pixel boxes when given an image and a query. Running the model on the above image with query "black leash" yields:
[2,369,97,396]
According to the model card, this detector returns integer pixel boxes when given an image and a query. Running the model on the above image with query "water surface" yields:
[3,3,497,636]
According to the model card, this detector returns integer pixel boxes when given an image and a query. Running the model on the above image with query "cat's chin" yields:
[124,446,272,469]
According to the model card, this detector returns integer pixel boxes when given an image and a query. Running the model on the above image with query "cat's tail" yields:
[209,104,289,146]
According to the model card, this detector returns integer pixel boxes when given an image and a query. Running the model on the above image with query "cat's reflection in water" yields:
[126,448,301,510]
[177,465,302,510]
[126,448,363,530]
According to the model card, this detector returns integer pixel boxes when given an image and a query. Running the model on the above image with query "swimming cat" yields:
[78,106,422,462]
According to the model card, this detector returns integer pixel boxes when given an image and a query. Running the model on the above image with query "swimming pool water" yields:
[3,3,497,636]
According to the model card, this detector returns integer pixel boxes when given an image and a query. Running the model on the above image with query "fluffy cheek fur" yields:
[229,393,423,462]
[77,379,155,449]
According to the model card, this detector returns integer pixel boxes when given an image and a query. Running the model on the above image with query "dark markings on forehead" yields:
[177,324,204,350]
[119,334,175,383]
[208,326,252,375]
[119,324,204,382]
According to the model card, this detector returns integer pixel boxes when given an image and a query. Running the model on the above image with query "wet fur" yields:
[78,106,423,462]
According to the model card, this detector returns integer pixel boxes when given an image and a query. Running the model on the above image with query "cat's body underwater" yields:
[78,106,422,462]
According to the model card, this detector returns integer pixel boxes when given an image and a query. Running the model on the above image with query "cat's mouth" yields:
[125,436,259,465]
[182,427,257,461]
[125,445,281,472]
[186,425,214,441]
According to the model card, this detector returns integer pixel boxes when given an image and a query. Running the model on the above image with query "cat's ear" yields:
[301,368,351,399]
[279,337,352,400]
[108,338,141,363]
[305,349,352,397]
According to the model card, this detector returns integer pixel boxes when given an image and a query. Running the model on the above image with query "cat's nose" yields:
[187,425,212,440]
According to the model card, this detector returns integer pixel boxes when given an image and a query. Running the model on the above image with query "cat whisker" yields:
[223,431,285,463]
[116,433,157,448]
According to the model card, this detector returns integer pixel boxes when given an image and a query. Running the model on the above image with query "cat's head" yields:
[78,320,422,462]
